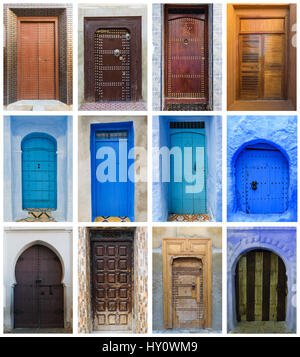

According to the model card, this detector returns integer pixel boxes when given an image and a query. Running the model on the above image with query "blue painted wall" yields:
[4,116,73,222]
[227,116,297,222]
[152,115,222,222]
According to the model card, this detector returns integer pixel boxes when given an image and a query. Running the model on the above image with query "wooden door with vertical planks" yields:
[235,250,287,322]
[18,18,58,100]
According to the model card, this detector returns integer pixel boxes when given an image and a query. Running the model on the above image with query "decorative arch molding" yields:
[227,228,296,333]
[12,240,66,285]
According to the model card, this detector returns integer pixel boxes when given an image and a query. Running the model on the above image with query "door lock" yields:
[114,49,120,57]
[251,181,258,190]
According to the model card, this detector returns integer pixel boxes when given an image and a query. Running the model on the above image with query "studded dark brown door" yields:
[84,17,142,103]
[91,232,133,331]
[164,5,209,110]
[94,29,131,101]
[14,245,64,329]
[18,18,59,100]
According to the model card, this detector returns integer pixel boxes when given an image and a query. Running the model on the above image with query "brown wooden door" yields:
[94,29,131,101]
[18,18,58,100]
[235,250,287,322]
[172,258,204,328]
[162,238,212,329]
[14,245,64,329]
[164,5,208,109]
[84,17,142,103]
[91,237,133,331]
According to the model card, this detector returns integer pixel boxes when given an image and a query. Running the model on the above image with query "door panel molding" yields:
[84,17,142,102]
[162,238,212,329]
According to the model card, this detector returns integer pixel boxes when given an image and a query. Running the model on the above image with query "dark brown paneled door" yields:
[91,239,133,331]
[95,29,131,101]
[84,17,142,103]
[14,245,64,329]
[18,18,58,100]
[235,250,287,322]
[164,5,208,107]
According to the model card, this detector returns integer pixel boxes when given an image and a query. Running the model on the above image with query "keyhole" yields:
[251,181,258,190]
[37,163,40,169]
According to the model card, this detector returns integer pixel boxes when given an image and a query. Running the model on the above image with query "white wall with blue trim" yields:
[4,116,73,222]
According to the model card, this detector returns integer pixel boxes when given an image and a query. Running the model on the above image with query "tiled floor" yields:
[94,216,131,222]
[79,101,147,111]
[168,214,212,222]
[231,321,293,334]
[5,100,71,111]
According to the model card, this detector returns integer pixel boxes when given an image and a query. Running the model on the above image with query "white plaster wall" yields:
[78,4,147,105]
[3,229,73,332]
[78,116,147,222]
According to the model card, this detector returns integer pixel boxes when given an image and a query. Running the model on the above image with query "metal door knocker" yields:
[114,49,120,57]
[184,38,189,46]
[251,181,258,190]
[125,33,131,41]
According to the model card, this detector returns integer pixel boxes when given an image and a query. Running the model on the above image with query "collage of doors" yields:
[0,1,299,337]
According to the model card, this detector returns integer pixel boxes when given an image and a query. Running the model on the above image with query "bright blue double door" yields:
[169,131,206,214]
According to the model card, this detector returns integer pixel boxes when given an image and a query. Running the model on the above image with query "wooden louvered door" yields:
[91,235,133,331]
[238,17,287,101]
[14,245,64,329]
[172,258,204,328]
[235,250,287,322]
[18,18,58,100]
[164,5,208,109]
[94,29,131,101]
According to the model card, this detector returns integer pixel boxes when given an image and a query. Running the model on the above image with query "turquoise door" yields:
[170,130,206,214]
[22,133,57,210]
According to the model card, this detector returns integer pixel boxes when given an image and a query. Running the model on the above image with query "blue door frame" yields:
[21,132,57,210]
[168,125,207,214]
[90,122,134,221]
[235,143,289,214]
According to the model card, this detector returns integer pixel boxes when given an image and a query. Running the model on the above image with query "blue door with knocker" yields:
[90,122,134,221]
[236,143,289,214]
[22,133,57,210]
[169,124,206,214]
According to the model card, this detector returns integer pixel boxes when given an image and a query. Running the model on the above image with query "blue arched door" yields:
[235,143,289,214]
[22,133,57,210]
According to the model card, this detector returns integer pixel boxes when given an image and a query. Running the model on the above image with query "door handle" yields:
[194,162,196,172]
[251,181,258,190]
[191,284,196,289]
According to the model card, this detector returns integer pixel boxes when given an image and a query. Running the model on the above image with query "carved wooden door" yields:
[172,257,204,328]
[84,17,142,103]
[164,5,208,110]
[18,18,58,100]
[91,233,133,331]
[163,238,212,329]
[14,245,64,328]
[235,250,287,322]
